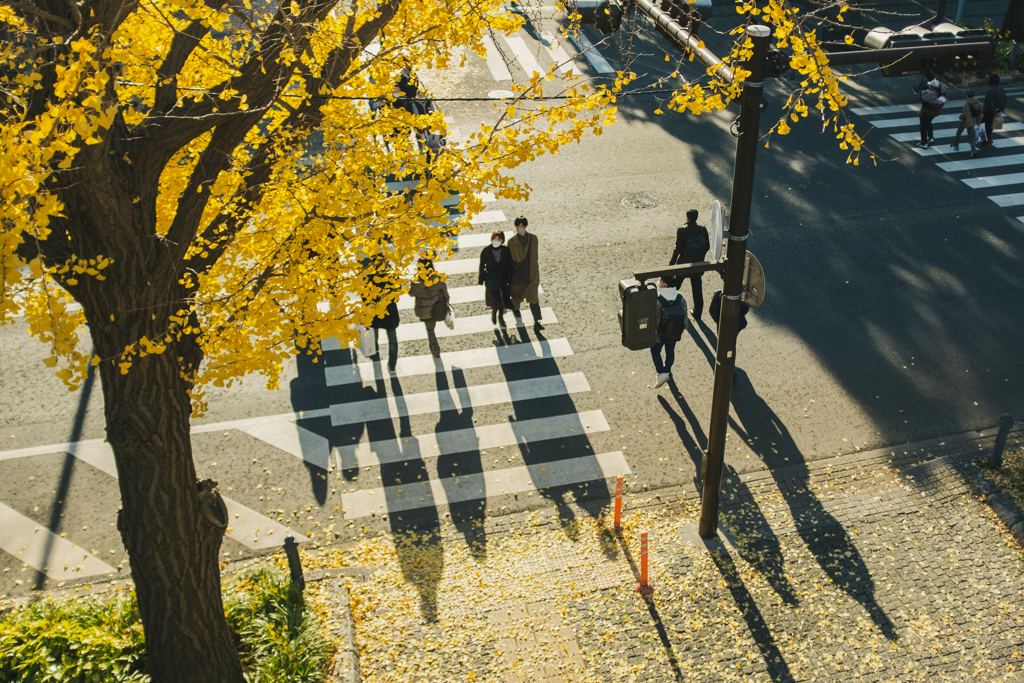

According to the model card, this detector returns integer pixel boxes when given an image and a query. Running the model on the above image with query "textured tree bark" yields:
[94,340,244,683]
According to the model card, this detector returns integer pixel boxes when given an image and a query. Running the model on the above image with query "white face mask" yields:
[491,239,503,248]
[516,227,526,235]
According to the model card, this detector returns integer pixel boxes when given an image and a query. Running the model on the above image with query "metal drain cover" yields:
[622,193,657,209]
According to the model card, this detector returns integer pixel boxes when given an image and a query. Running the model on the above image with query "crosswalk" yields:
[850,89,1024,221]
[319,195,625,523]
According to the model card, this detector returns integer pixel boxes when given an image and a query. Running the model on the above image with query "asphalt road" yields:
[1,17,1023,597]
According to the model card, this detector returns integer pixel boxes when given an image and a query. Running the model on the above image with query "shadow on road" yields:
[729,371,898,641]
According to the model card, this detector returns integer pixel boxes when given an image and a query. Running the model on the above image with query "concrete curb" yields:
[949,455,1024,548]
[324,576,362,683]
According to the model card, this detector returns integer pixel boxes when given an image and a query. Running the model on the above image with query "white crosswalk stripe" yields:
[568,30,616,74]
[328,373,590,426]
[504,35,545,77]
[336,410,609,468]
[0,501,115,580]
[849,92,1024,211]
[0,438,309,551]
[325,338,574,386]
[395,282,542,310]
[321,308,554,348]
[341,451,628,518]
[482,35,514,81]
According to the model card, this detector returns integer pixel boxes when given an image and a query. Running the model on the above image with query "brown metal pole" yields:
[698,24,770,539]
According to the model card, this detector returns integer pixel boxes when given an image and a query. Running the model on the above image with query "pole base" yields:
[634,581,654,596]
[610,524,623,532]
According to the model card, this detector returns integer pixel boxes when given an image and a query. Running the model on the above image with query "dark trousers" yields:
[684,275,703,318]
[920,114,934,144]
[373,327,398,369]
[984,111,995,143]
[651,342,676,374]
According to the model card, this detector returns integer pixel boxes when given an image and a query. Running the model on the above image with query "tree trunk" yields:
[1004,0,1024,42]
[94,341,244,683]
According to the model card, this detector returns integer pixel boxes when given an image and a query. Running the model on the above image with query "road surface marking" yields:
[482,35,513,81]
[470,210,507,225]
[340,451,628,518]
[989,192,1024,207]
[0,501,115,580]
[962,171,1024,188]
[937,152,1024,172]
[325,338,573,386]
[0,438,312,549]
[328,373,590,426]
[540,31,577,75]
[321,307,555,348]
[336,410,609,468]
[504,35,545,77]
[567,30,615,74]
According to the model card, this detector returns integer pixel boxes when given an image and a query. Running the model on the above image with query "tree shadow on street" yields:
[729,371,897,641]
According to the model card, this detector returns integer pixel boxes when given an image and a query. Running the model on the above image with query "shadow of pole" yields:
[612,532,685,683]
[704,537,796,683]
[32,360,96,591]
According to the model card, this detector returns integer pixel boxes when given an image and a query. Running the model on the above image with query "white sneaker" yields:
[655,373,670,388]
[916,142,929,149]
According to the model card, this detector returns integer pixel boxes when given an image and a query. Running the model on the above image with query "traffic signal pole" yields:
[697,25,770,538]
[605,0,995,540]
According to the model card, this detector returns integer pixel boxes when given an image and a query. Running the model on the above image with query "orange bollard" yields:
[611,474,624,531]
[634,530,653,595]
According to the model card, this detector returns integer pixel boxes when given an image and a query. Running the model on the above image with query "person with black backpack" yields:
[651,277,688,389]
[669,209,711,321]
[478,229,513,327]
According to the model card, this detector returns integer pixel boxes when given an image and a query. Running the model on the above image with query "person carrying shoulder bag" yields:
[952,88,985,157]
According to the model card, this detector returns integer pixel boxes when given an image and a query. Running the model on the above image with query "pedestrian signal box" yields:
[618,279,658,350]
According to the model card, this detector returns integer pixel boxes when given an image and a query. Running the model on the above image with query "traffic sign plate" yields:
[742,251,766,307]
[710,200,724,262]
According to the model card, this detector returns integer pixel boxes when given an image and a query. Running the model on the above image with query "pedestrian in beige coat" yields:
[509,216,542,328]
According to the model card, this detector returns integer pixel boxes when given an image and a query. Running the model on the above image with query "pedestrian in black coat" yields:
[983,73,1007,145]
[478,229,514,327]
[670,208,711,321]
[366,259,401,373]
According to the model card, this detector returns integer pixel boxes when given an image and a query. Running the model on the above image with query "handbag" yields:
[994,113,1005,130]
[974,123,988,143]
[357,325,376,358]
[444,306,455,330]
[431,293,449,322]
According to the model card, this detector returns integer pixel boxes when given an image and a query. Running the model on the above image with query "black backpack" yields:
[657,294,687,343]
[684,225,710,262]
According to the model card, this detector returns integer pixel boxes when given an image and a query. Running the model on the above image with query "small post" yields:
[284,536,305,595]
[989,413,1015,469]
[611,474,624,531]
[634,531,653,595]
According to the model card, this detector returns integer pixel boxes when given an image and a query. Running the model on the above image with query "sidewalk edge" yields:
[948,455,1024,548]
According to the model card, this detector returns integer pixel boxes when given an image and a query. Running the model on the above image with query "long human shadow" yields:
[498,323,611,540]
[729,371,897,641]
[658,377,797,605]
[433,363,486,560]
[704,537,796,683]
[290,344,444,621]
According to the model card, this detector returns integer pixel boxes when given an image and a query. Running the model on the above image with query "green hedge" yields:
[0,568,334,683]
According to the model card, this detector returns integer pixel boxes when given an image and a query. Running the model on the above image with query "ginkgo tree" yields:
[0,0,861,679]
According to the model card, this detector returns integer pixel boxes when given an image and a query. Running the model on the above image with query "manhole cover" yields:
[488,89,515,99]
[622,193,657,209]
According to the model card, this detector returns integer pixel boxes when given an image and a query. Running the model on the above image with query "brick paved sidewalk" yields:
[318,426,1024,683]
